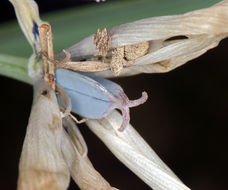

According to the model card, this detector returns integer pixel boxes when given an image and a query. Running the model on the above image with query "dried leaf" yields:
[61,116,118,190]
[87,110,191,190]
[17,79,70,190]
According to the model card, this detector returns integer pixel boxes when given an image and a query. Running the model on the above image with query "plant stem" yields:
[0,54,31,84]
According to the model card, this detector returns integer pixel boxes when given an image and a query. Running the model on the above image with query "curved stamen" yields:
[111,89,148,131]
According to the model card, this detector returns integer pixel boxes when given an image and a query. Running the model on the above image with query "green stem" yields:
[0,54,32,84]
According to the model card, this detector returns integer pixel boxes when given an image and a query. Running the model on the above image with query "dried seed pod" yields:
[56,68,148,131]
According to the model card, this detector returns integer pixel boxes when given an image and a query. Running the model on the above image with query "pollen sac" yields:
[56,69,148,131]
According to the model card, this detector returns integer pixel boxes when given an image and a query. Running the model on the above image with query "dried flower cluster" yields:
[8,0,228,190]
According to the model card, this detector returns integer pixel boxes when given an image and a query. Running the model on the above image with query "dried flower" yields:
[9,0,228,190]
[57,0,228,77]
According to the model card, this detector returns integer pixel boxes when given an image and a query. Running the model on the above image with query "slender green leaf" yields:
[0,54,31,84]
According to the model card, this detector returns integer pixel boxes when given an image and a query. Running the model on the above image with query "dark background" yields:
[0,0,228,190]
